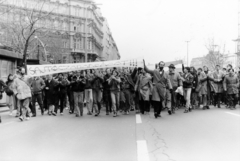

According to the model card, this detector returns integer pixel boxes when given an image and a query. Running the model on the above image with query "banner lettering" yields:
[27,58,144,77]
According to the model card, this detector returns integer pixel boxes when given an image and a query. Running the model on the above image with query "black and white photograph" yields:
[0,0,240,161]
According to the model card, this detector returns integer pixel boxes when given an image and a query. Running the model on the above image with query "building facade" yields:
[0,0,120,63]
[100,18,120,61]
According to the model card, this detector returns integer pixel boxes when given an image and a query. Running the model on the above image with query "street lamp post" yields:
[34,36,47,61]
[185,41,190,66]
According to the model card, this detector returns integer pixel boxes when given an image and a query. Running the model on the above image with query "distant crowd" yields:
[0,60,239,123]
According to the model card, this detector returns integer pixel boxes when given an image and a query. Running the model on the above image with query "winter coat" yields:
[223,74,239,94]
[31,77,45,93]
[85,74,94,89]
[58,78,70,94]
[71,77,86,92]
[120,70,137,91]
[144,65,172,102]
[135,73,152,101]
[45,79,59,104]
[182,73,193,88]
[109,76,121,91]
[211,71,224,93]
[197,72,208,95]
[12,77,32,100]
[167,71,183,88]
[103,74,111,90]
[92,75,103,91]
[191,73,198,92]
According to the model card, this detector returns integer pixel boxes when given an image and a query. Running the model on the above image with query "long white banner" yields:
[27,58,144,77]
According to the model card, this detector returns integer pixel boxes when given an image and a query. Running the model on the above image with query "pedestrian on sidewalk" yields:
[5,74,16,116]
[0,78,8,123]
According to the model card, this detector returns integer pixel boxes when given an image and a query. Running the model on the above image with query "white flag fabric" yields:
[27,58,144,77]
[175,86,183,96]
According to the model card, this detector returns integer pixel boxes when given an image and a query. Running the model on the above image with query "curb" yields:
[0,106,9,113]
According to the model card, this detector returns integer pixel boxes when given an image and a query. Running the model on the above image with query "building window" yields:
[54,20,58,29]
[73,57,76,63]
[63,22,68,30]
[88,38,92,50]
[59,21,63,30]
[89,26,92,34]
[73,38,76,49]
[63,56,67,63]
[74,26,76,31]
[92,42,95,51]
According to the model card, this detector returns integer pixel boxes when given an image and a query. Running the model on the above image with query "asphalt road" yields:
[0,105,239,161]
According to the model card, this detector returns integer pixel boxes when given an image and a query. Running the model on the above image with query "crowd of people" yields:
[0,60,239,123]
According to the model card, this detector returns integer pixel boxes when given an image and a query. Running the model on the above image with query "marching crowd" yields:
[0,60,239,123]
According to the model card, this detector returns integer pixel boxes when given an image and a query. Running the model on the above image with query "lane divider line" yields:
[137,140,150,161]
[136,114,142,124]
[226,112,240,117]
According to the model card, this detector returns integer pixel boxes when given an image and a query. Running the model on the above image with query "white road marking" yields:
[137,140,150,161]
[226,112,240,117]
[136,114,142,124]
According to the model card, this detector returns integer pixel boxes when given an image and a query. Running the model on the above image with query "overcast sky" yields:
[95,0,239,65]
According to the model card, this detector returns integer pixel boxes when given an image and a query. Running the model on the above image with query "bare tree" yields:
[0,0,57,72]
[203,37,226,71]
[0,0,9,13]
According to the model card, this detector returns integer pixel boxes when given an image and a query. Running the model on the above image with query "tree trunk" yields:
[22,39,29,74]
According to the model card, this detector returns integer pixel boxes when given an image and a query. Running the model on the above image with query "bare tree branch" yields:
[203,37,226,71]
[0,0,58,72]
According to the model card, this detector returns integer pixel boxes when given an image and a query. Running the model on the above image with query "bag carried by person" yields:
[5,86,14,96]
[195,84,202,93]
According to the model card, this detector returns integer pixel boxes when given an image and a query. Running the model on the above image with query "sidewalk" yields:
[0,106,10,113]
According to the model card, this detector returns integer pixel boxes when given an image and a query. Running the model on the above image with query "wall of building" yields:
[0,0,120,63]
[101,18,120,61]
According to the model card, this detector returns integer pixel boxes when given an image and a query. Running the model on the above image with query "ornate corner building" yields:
[0,0,120,64]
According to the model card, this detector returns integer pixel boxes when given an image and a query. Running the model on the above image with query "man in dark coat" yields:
[144,60,172,118]
[44,75,59,116]
[103,68,112,115]
[67,72,74,114]
[54,73,69,115]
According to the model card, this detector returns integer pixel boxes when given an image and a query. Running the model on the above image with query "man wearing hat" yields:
[167,64,182,114]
